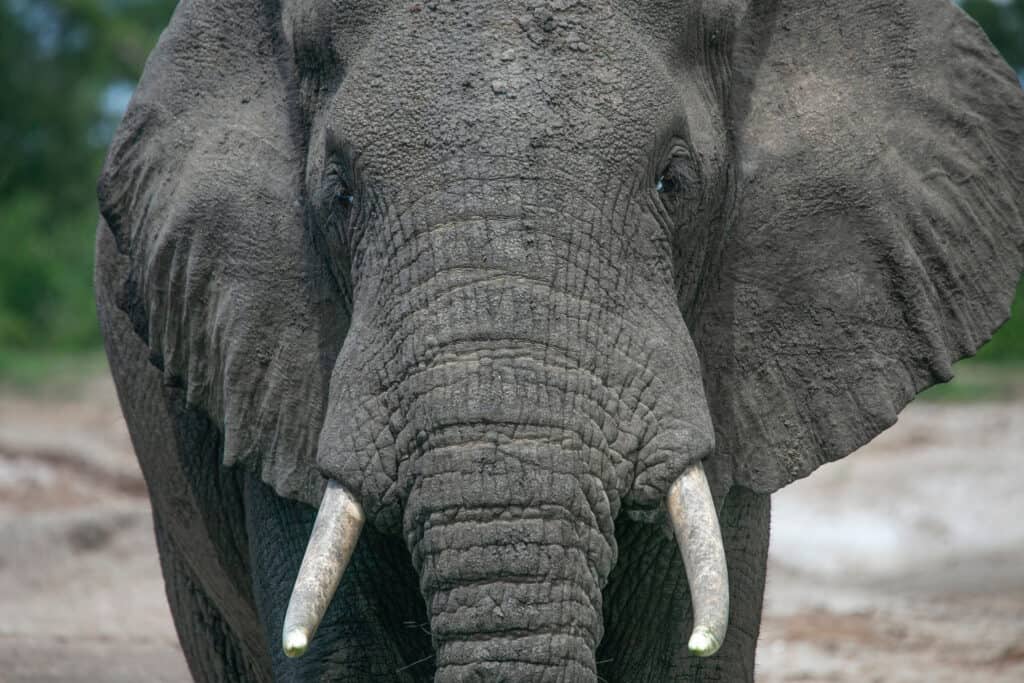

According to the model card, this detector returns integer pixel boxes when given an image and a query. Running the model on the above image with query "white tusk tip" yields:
[688,627,720,658]
[283,629,309,658]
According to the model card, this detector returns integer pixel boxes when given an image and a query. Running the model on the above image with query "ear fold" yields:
[98,0,344,506]
[698,0,1024,493]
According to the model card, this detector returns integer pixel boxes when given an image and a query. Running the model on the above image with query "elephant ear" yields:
[98,0,344,506]
[698,0,1024,493]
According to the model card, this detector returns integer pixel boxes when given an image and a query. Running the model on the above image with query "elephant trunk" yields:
[404,440,612,682]
[298,206,730,673]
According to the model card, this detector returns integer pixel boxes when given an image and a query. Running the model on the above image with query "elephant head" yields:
[97,0,1024,679]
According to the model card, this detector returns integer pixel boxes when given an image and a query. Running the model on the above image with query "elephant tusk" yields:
[282,480,365,658]
[667,462,729,658]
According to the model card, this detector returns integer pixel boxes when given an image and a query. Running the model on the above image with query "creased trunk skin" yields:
[317,205,717,680]
[389,337,628,681]
[406,443,611,682]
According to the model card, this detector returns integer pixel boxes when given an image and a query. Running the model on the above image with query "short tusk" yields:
[282,480,365,658]
[667,462,729,658]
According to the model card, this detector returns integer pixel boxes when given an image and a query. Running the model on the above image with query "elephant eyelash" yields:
[327,165,356,193]
[322,135,361,204]
[656,173,683,194]
[655,154,702,206]
[323,165,357,208]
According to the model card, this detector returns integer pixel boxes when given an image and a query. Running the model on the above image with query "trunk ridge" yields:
[407,461,611,682]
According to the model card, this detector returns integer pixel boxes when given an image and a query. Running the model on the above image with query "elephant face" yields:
[98,0,1024,679]
[306,0,732,532]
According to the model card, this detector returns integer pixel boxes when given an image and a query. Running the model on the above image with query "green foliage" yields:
[919,360,1024,401]
[0,0,176,351]
[960,0,1024,367]
[0,347,109,391]
[971,279,1024,362]
[962,0,1024,72]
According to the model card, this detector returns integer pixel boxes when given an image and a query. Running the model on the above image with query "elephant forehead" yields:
[291,0,728,186]
[282,0,723,64]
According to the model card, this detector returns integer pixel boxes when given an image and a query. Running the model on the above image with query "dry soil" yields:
[1,375,1021,682]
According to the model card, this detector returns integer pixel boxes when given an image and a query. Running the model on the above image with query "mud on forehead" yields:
[283,0,735,189]
[280,0,745,57]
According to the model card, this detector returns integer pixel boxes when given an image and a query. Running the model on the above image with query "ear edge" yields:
[705,0,1024,494]
[93,2,337,507]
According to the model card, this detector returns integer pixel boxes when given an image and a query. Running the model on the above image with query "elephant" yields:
[93,0,1024,680]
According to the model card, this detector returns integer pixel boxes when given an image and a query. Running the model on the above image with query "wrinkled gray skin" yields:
[94,0,1024,680]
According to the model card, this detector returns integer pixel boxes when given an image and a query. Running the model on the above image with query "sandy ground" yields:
[0,375,1021,682]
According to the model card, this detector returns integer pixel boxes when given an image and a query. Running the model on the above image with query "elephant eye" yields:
[336,188,355,207]
[656,174,681,194]
[326,165,355,210]
[654,152,702,211]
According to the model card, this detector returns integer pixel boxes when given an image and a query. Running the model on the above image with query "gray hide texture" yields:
[701,1,1024,492]
[95,0,1024,679]
[99,0,345,506]
[99,0,1024,502]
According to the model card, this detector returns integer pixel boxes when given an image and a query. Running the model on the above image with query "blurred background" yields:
[0,2,1021,682]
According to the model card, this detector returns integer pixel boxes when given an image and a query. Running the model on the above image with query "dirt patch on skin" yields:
[1,375,1021,681]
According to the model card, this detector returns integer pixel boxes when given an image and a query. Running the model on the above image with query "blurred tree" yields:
[962,0,1024,74]
[0,0,176,349]
[961,0,1024,361]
